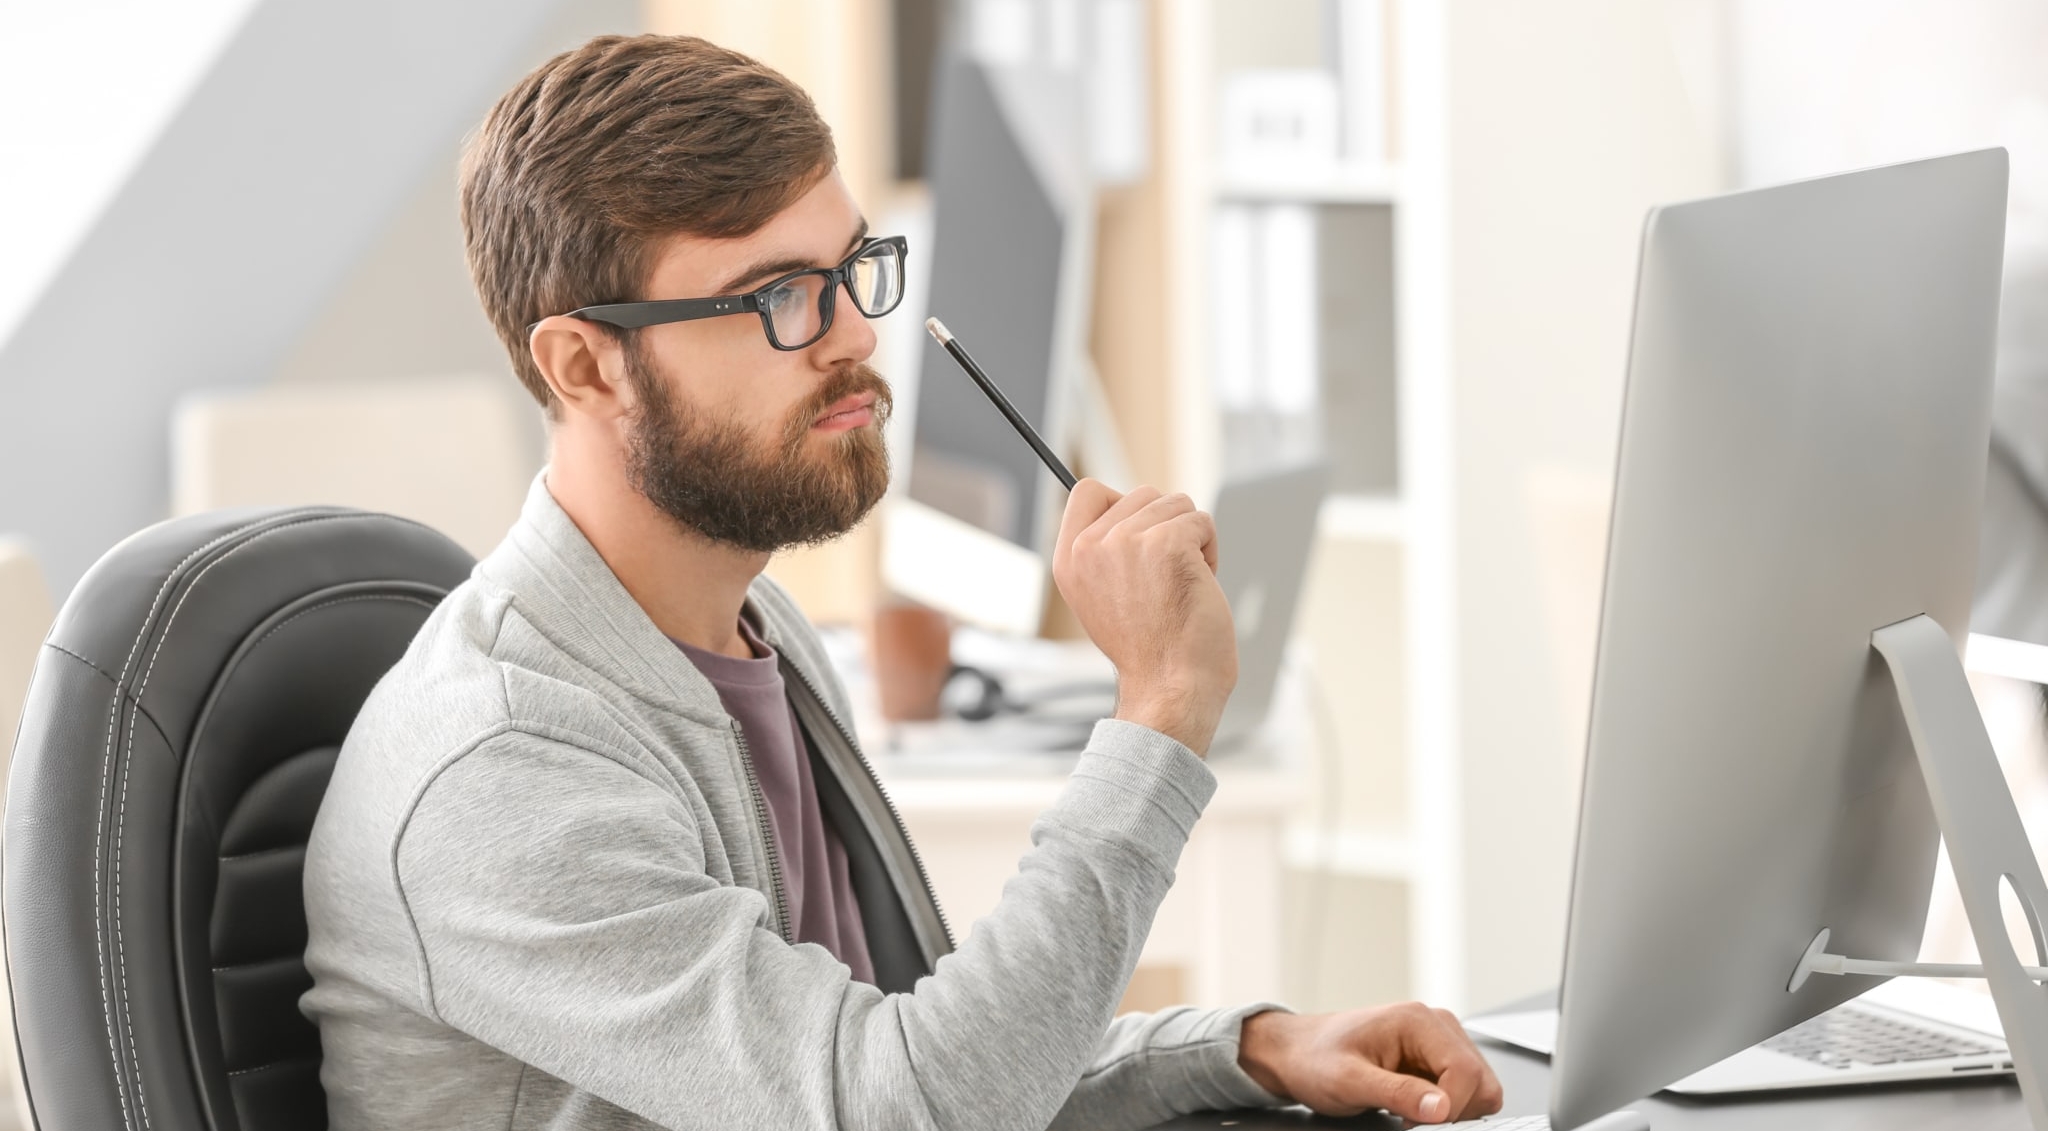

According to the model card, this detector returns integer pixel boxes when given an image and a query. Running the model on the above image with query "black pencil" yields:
[925,317,1079,491]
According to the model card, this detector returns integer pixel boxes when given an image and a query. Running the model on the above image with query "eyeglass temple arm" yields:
[567,294,761,330]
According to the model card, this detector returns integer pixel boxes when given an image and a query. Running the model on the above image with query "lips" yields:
[813,391,879,428]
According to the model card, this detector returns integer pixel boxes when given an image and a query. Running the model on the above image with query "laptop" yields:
[889,461,1328,757]
[1209,462,1329,752]
[1465,976,2011,1094]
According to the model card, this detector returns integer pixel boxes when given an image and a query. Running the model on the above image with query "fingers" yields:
[1091,492,1221,573]
[1090,484,1167,536]
[1434,1009,1504,1119]
[1054,479,1122,576]
[1112,490,1194,535]
[1315,1005,1499,1124]
[1388,1007,1496,1123]
[1060,484,1212,570]
[1332,1061,1447,1124]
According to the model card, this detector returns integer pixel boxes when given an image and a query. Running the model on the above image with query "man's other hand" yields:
[1237,1004,1506,1124]
[1052,479,1236,757]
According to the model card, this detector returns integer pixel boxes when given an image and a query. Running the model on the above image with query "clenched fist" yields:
[1052,479,1237,756]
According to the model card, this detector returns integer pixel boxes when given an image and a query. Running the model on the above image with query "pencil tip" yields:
[925,317,952,345]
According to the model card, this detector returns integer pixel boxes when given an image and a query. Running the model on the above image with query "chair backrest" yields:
[4,508,473,1131]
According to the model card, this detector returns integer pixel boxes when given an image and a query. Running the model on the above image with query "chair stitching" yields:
[105,510,388,1131]
[96,521,254,1131]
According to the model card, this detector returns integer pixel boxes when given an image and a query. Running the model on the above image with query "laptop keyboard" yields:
[1761,1003,2004,1068]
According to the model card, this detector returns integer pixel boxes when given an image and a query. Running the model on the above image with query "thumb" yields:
[1053,478,1119,571]
[1340,1062,1451,1124]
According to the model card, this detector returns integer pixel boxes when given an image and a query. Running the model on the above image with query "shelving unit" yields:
[1124,0,1724,1014]
[1142,0,1457,1010]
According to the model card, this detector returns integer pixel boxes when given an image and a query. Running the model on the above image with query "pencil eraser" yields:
[925,317,953,345]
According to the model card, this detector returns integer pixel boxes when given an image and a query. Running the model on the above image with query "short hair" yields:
[460,34,837,411]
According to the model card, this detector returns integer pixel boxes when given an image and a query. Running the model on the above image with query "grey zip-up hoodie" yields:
[301,477,1285,1131]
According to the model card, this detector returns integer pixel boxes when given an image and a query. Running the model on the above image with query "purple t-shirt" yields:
[673,620,877,984]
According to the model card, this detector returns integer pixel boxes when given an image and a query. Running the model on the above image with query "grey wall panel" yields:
[0,0,573,595]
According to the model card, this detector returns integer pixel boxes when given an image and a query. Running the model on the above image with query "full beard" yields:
[621,339,894,554]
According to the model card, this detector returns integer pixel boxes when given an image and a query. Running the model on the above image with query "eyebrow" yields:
[712,217,870,295]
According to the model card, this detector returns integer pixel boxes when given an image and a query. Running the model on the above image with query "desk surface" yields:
[1147,1000,2031,1130]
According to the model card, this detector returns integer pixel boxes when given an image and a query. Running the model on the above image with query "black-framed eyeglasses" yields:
[561,235,908,351]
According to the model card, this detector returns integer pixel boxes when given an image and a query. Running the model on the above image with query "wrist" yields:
[1236,1009,1299,1102]
[1113,686,1221,756]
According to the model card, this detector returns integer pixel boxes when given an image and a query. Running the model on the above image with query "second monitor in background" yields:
[883,47,1096,637]
[934,463,1328,756]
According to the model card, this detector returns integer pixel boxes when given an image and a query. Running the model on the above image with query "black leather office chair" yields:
[4,508,474,1131]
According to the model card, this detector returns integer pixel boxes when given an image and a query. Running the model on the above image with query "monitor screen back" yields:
[908,53,1067,552]
[1551,149,2008,1128]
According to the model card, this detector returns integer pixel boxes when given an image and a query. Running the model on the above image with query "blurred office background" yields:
[5,3,2048,1114]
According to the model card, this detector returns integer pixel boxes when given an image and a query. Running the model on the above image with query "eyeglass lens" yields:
[764,274,828,347]
[762,242,906,348]
[849,242,904,315]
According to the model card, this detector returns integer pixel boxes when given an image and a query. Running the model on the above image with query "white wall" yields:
[1444,0,1726,1010]
[0,0,573,595]
[268,0,649,487]
[0,0,259,348]
[1726,1,2048,637]
[1729,0,2048,213]
[273,0,641,425]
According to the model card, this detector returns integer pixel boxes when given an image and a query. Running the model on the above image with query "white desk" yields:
[824,625,1308,1009]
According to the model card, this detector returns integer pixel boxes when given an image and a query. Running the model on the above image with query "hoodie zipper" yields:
[782,662,957,953]
[730,719,793,943]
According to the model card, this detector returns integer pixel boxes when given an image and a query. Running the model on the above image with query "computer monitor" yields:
[1550,149,2009,1127]
[881,47,1096,636]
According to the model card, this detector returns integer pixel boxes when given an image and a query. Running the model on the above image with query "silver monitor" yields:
[1551,149,2008,1127]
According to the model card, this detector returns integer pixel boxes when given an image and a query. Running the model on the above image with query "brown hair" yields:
[460,35,837,410]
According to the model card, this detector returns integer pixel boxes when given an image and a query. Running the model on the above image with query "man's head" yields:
[461,34,893,553]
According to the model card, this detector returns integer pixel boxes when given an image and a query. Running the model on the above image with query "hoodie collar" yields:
[480,471,808,730]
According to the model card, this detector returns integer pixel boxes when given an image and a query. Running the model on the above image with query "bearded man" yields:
[300,34,1500,1131]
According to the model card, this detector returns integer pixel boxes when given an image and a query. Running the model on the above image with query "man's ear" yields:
[530,315,633,421]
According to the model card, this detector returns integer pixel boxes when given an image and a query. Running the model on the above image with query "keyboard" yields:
[1761,1003,2005,1068]
[1445,1113,1648,1131]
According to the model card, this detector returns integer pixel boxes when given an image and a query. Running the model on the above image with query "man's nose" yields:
[819,280,879,362]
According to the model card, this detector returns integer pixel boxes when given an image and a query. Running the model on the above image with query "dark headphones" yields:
[939,663,1117,724]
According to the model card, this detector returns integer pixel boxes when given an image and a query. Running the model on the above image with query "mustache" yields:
[793,364,893,430]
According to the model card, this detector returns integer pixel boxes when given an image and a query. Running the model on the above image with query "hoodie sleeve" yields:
[1046,1003,1293,1131]
[394,718,1222,1131]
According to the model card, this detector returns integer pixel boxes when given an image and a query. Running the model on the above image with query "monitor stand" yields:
[1789,613,2048,1130]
